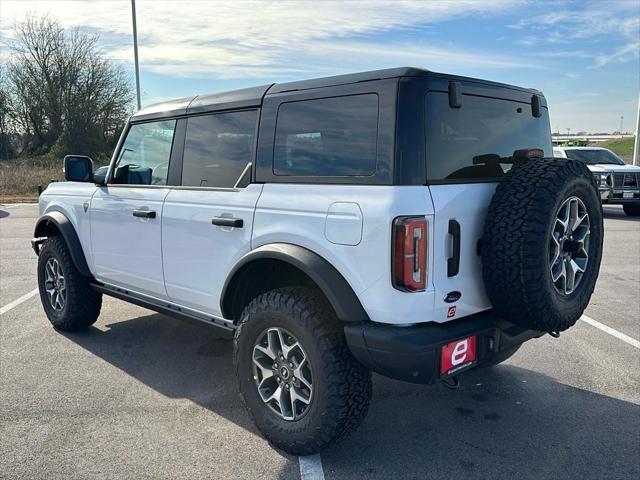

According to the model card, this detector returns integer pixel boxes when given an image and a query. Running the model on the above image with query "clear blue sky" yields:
[2,0,639,133]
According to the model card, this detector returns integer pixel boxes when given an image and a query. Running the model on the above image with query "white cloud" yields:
[1,0,529,79]
[511,1,640,68]
[593,41,640,68]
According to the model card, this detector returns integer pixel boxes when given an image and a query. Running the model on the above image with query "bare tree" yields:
[0,66,18,159]
[5,16,133,159]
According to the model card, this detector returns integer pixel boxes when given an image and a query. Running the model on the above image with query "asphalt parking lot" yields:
[1,203,638,480]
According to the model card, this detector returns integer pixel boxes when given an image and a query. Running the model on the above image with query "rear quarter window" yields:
[425,92,552,182]
[273,94,379,177]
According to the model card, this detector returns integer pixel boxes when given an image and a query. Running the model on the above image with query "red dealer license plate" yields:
[440,336,477,376]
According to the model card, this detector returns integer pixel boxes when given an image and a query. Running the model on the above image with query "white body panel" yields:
[161,184,263,315]
[90,186,170,297]
[252,184,438,325]
[324,202,363,246]
[39,179,499,326]
[428,184,495,321]
[39,182,97,273]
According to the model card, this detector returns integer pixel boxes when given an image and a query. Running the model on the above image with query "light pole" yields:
[619,116,624,137]
[131,0,141,110]
[633,93,639,166]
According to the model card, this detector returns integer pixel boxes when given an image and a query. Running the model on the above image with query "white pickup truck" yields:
[553,146,640,216]
[33,68,603,454]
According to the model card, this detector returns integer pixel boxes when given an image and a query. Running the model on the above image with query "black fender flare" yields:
[221,243,369,322]
[33,212,92,277]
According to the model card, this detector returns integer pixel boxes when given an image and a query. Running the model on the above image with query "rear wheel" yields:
[234,287,372,455]
[623,204,640,216]
[37,236,102,331]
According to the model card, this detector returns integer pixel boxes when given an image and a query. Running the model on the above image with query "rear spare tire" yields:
[482,158,603,332]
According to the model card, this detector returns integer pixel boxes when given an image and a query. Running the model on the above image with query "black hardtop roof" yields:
[130,67,543,122]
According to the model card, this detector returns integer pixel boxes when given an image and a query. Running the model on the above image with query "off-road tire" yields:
[482,159,603,332]
[37,236,102,331]
[623,204,640,217]
[481,345,521,367]
[234,287,372,455]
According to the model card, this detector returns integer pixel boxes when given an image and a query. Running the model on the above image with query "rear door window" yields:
[181,110,257,188]
[425,92,551,182]
[273,94,379,176]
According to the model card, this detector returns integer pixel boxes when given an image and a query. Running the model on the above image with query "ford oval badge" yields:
[444,291,461,303]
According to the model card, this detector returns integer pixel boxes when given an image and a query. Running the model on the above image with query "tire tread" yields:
[233,287,372,455]
[38,236,101,331]
[481,159,603,332]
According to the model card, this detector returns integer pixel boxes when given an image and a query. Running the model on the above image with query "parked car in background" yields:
[553,146,640,216]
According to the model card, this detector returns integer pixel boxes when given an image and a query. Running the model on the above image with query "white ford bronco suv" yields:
[33,67,603,454]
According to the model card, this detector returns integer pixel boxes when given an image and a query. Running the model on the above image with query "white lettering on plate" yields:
[451,340,468,366]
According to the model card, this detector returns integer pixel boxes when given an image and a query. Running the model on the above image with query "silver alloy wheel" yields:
[252,327,313,421]
[44,257,66,311]
[549,196,590,295]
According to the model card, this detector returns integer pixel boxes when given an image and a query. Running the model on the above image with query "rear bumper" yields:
[603,196,640,205]
[344,310,545,384]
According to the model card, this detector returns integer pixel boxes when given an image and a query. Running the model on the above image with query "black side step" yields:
[91,282,235,336]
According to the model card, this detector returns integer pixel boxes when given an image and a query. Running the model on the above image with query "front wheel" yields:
[233,287,372,455]
[37,236,102,331]
[623,204,640,216]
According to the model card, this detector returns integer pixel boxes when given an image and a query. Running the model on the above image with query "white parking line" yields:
[299,454,325,480]
[0,203,38,208]
[581,314,640,349]
[0,288,39,315]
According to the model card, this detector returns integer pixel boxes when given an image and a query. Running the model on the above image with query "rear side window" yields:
[182,110,256,188]
[273,94,378,176]
[425,92,551,182]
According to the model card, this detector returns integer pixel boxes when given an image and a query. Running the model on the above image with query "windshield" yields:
[564,149,625,165]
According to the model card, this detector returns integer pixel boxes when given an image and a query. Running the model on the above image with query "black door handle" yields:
[212,217,243,228]
[447,219,460,277]
[132,209,156,219]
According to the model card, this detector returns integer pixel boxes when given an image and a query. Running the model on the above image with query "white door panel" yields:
[429,183,496,321]
[90,186,170,297]
[162,184,263,315]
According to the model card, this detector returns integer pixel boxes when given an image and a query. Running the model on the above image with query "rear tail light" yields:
[392,216,428,291]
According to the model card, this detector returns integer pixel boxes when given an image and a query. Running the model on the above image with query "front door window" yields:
[112,120,176,185]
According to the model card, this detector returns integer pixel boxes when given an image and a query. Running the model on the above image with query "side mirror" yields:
[64,155,94,182]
